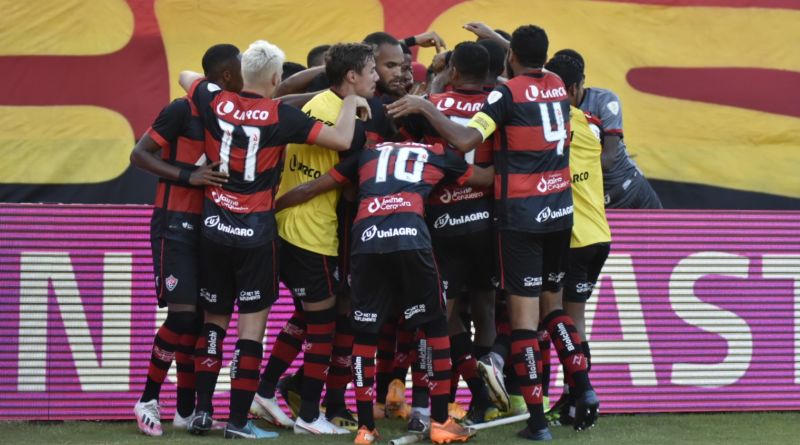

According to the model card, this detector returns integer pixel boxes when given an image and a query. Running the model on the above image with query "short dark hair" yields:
[451,42,489,83]
[510,25,549,68]
[201,44,240,77]
[477,39,506,78]
[553,48,585,73]
[282,61,307,81]
[363,32,400,50]
[545,55,583,89]
[307,44,331,67]
[325,43,375,86]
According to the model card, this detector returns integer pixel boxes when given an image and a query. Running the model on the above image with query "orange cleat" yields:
[385,379,410,419]
[354,426,380,445]
[430,417,476,444]
[448,402,468,421]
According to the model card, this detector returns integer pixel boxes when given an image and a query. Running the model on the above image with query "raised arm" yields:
[463,22,510,50]
[465,164,495,188]
[179,70,204,93]
[386,95,483,152]
[314,95,371,152]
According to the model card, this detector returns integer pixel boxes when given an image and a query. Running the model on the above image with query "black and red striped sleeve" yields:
[146,98,191,149]
[329,154,359,185]
[275,102,324,145]
[437,147,472,185]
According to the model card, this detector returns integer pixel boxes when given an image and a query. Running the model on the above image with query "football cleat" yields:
[407,410,430,435]
[448,402,468,421]
[385,378,410,419]
[134,399,163,437]
[251,393,295,428]
[294,415,351,434]
[573,389,600,431]
[325,406,359,432]
[224,420,279,439]
[517,425,553,441]
[476,353,509,412]
[187,410,214,435]
[354,426,380,445]
[430,417,476,444]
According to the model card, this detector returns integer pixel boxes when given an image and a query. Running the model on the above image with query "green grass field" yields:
[2,412,799,445]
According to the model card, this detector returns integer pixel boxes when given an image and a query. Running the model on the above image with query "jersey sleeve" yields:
[467,85,510,142]
[146,98,190,149]
[329,153,360,185]
[340,120,367,158]
[437,147,473,185]
[597,90,623,135]
[275,102,324,145]
[188,79,222,120]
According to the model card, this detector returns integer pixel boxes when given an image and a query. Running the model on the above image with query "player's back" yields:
[336,142,472,255]
[424,89,493,236]
[481,71,573,233]
[579,87,640,190]
[189,80,322,248]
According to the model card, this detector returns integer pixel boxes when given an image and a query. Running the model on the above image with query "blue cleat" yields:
[224,420,279,439]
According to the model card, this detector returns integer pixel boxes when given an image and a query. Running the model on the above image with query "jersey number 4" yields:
[217,119,260,181]
[540,103,567,156]
[375,145,429,183]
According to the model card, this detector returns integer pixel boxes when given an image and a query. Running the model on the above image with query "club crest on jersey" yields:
[607,101,620,116]
[487,90,503,104]
[165,274,178,292]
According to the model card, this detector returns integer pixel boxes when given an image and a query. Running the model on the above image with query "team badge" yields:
[165,274,179,292]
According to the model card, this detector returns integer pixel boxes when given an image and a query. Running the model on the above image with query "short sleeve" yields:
[146,98,190,149]
[597,90,623,134]
[468,85,511,141]
[329,154,360,185]
[275,102,324,145]
[189,79,221,119]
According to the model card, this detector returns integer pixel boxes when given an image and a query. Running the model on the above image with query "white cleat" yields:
[251,393,295,428]
[293,415,351,435]
[172,411,192,429]
[134,399,163,437]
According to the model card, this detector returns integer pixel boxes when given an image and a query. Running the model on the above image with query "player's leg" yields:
[188,238,233,435]
[223,240,281,439]
[135,238,200,436]
[324,294,358,430]
[350,253,392,444]
[539,230,598,431]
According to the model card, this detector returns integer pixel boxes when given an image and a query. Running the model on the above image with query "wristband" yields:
[178,168,192,185]
[403,36,417,48]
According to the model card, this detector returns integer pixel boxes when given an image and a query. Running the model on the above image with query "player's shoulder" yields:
[585,87,620,104]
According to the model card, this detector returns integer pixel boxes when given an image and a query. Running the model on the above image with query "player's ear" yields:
[272,71,281,87]
[346,69,356,84]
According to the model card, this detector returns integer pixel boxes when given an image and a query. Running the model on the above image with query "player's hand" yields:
[348,96,372,121]
[386,95,430,118]
[463,22,497,41]
[409,82,427,96]
[414,31,447,53]
[430,51,449,74]
[189,161,228,187]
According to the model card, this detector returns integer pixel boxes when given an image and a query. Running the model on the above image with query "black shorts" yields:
[350,249,446,334]
[279,238,339,303]
[199,237,278,314]
[495,229,570,297]
[433,230,494,298]
[151,237,199,308]
[564,242,611,303]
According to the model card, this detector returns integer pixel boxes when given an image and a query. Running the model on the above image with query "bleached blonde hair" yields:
[241,40,285,85]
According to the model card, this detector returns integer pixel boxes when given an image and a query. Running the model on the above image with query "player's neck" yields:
[331,83,355,99]
[241,82,272,98]
[452,80,483,92]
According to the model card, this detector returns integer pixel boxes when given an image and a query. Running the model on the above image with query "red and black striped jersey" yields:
[469,70,573,233]
[364,94,397,147]
[145,97,205,243]
[189,79,323,248]
[330,142,473,255]
[424,89,493,237]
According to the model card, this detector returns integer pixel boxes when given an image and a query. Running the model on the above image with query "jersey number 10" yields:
[375,145,429,184]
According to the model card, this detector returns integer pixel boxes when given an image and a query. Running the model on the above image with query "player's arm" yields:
[600,135,621,172]
[130,135,227,187]
[314,95,372,152]
[278,91,317,109]
[463,22,510,50]
[275,155,358,210]
[130,100,227,187]
[386,95,484,153]
[179,71,204,93]
[465,164,495,188]
[596,91,625,172]
[404,31,447,53]
[275,65,326,97]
